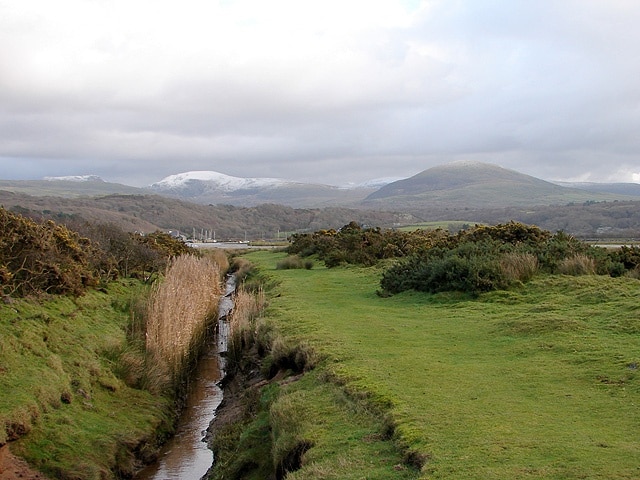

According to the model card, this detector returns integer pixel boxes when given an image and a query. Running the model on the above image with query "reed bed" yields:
[145,255,223,391]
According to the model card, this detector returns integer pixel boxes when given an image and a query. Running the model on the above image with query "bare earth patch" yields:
[0,445,49,480]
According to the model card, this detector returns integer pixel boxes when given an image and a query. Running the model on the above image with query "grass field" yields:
[243,250,640,479]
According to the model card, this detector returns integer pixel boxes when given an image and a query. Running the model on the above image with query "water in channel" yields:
[135,275,235,480]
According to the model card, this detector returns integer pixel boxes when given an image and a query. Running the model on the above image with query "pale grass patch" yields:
[228,287,266,351]
[558,254,596,275]
[145,255,223,390]
[499,252,539,283]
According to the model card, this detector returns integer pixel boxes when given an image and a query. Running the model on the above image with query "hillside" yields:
[364,161,634,208]
[554,181,640,197]
[0,190,418,240]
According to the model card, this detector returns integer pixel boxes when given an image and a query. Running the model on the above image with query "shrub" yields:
[611,245,640,270]
[0,207,100,296]
[276,255,305,270]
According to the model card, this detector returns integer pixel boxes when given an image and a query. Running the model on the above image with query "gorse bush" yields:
[0,208,199,298]
[0,207,99,296]
[288,220,637,296]
[287,221,451,267]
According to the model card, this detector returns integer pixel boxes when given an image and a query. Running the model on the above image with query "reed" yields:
[226,286,267,371]
[145,255,223,392]
[558,253,596,275]
[499,252,539,283]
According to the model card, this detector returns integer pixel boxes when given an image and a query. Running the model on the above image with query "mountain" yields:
[43,175,105,182]
[364,161,635,209]
[148,170,375,207]
[3,164,639,211]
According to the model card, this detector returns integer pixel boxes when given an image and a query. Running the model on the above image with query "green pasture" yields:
[245,250,640,479]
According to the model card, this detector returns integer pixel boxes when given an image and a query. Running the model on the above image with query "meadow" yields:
[238,250,639,479]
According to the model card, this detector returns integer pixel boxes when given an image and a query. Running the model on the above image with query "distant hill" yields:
[0,190,419,240]
[553,181,640,197]
[0,178,146,197]
[148,171,375,207]
[364,161,637,209]
[4,165,639,210]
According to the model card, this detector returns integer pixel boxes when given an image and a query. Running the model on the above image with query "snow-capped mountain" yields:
[150,171,288,192]
[44,175,104,182]
[148,170,377,207]
[353,177,405,189]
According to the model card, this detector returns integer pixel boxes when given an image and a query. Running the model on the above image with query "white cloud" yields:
[1,0,640,186]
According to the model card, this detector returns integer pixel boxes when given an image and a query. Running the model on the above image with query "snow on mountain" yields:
[150,171,288,191]
[44,175,104,182]
[353,177,405,189]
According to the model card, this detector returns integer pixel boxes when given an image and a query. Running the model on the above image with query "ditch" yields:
[135,275,236,480]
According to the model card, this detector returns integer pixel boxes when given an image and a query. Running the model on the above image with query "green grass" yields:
[243,250,640,479]
[0,280,174,479]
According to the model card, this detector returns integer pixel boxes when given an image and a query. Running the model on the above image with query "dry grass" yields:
[558,254,596,275]
[145,255,223,391]
[499,252,539,283]
[228,288,266,354]
[202,248,230,273]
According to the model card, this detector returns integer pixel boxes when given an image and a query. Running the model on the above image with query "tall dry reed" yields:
[558,254,596,276]
[145,255,223,391]
[226,287,266,366]
[499,252,539,283]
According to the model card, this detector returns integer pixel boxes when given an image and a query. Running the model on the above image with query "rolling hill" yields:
[0,190,418,240]
[0,177,146,197]
[364,161,635,209]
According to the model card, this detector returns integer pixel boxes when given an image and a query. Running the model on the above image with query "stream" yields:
[135,275,235,480]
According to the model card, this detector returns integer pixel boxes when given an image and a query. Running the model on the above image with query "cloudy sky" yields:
[1,0,639,187]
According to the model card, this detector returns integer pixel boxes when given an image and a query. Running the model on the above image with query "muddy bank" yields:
[0,445,49,480]
[203,343,273,480]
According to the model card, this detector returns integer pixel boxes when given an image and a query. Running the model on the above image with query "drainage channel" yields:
[135,275,235,480]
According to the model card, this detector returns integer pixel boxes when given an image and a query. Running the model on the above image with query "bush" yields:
[276,255,305,270]
[0,207,99,296]
[380,246,508,296]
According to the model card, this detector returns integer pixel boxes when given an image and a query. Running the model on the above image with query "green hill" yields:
[364,161,632,208]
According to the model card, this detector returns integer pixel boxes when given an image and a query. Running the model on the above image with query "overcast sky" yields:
[1,0,639,187]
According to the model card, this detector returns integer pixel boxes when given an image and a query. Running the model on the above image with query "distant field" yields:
[246,250,640,479]
[396,221,481,232]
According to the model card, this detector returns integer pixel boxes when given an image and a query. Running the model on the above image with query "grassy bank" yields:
[0,279,175,478]
[224,250,639,479]
[1,253,226,478]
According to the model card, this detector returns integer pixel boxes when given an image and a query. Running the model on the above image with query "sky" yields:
[1,0,639,187]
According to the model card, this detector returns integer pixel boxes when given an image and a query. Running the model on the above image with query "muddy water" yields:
[135,276,235,480]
